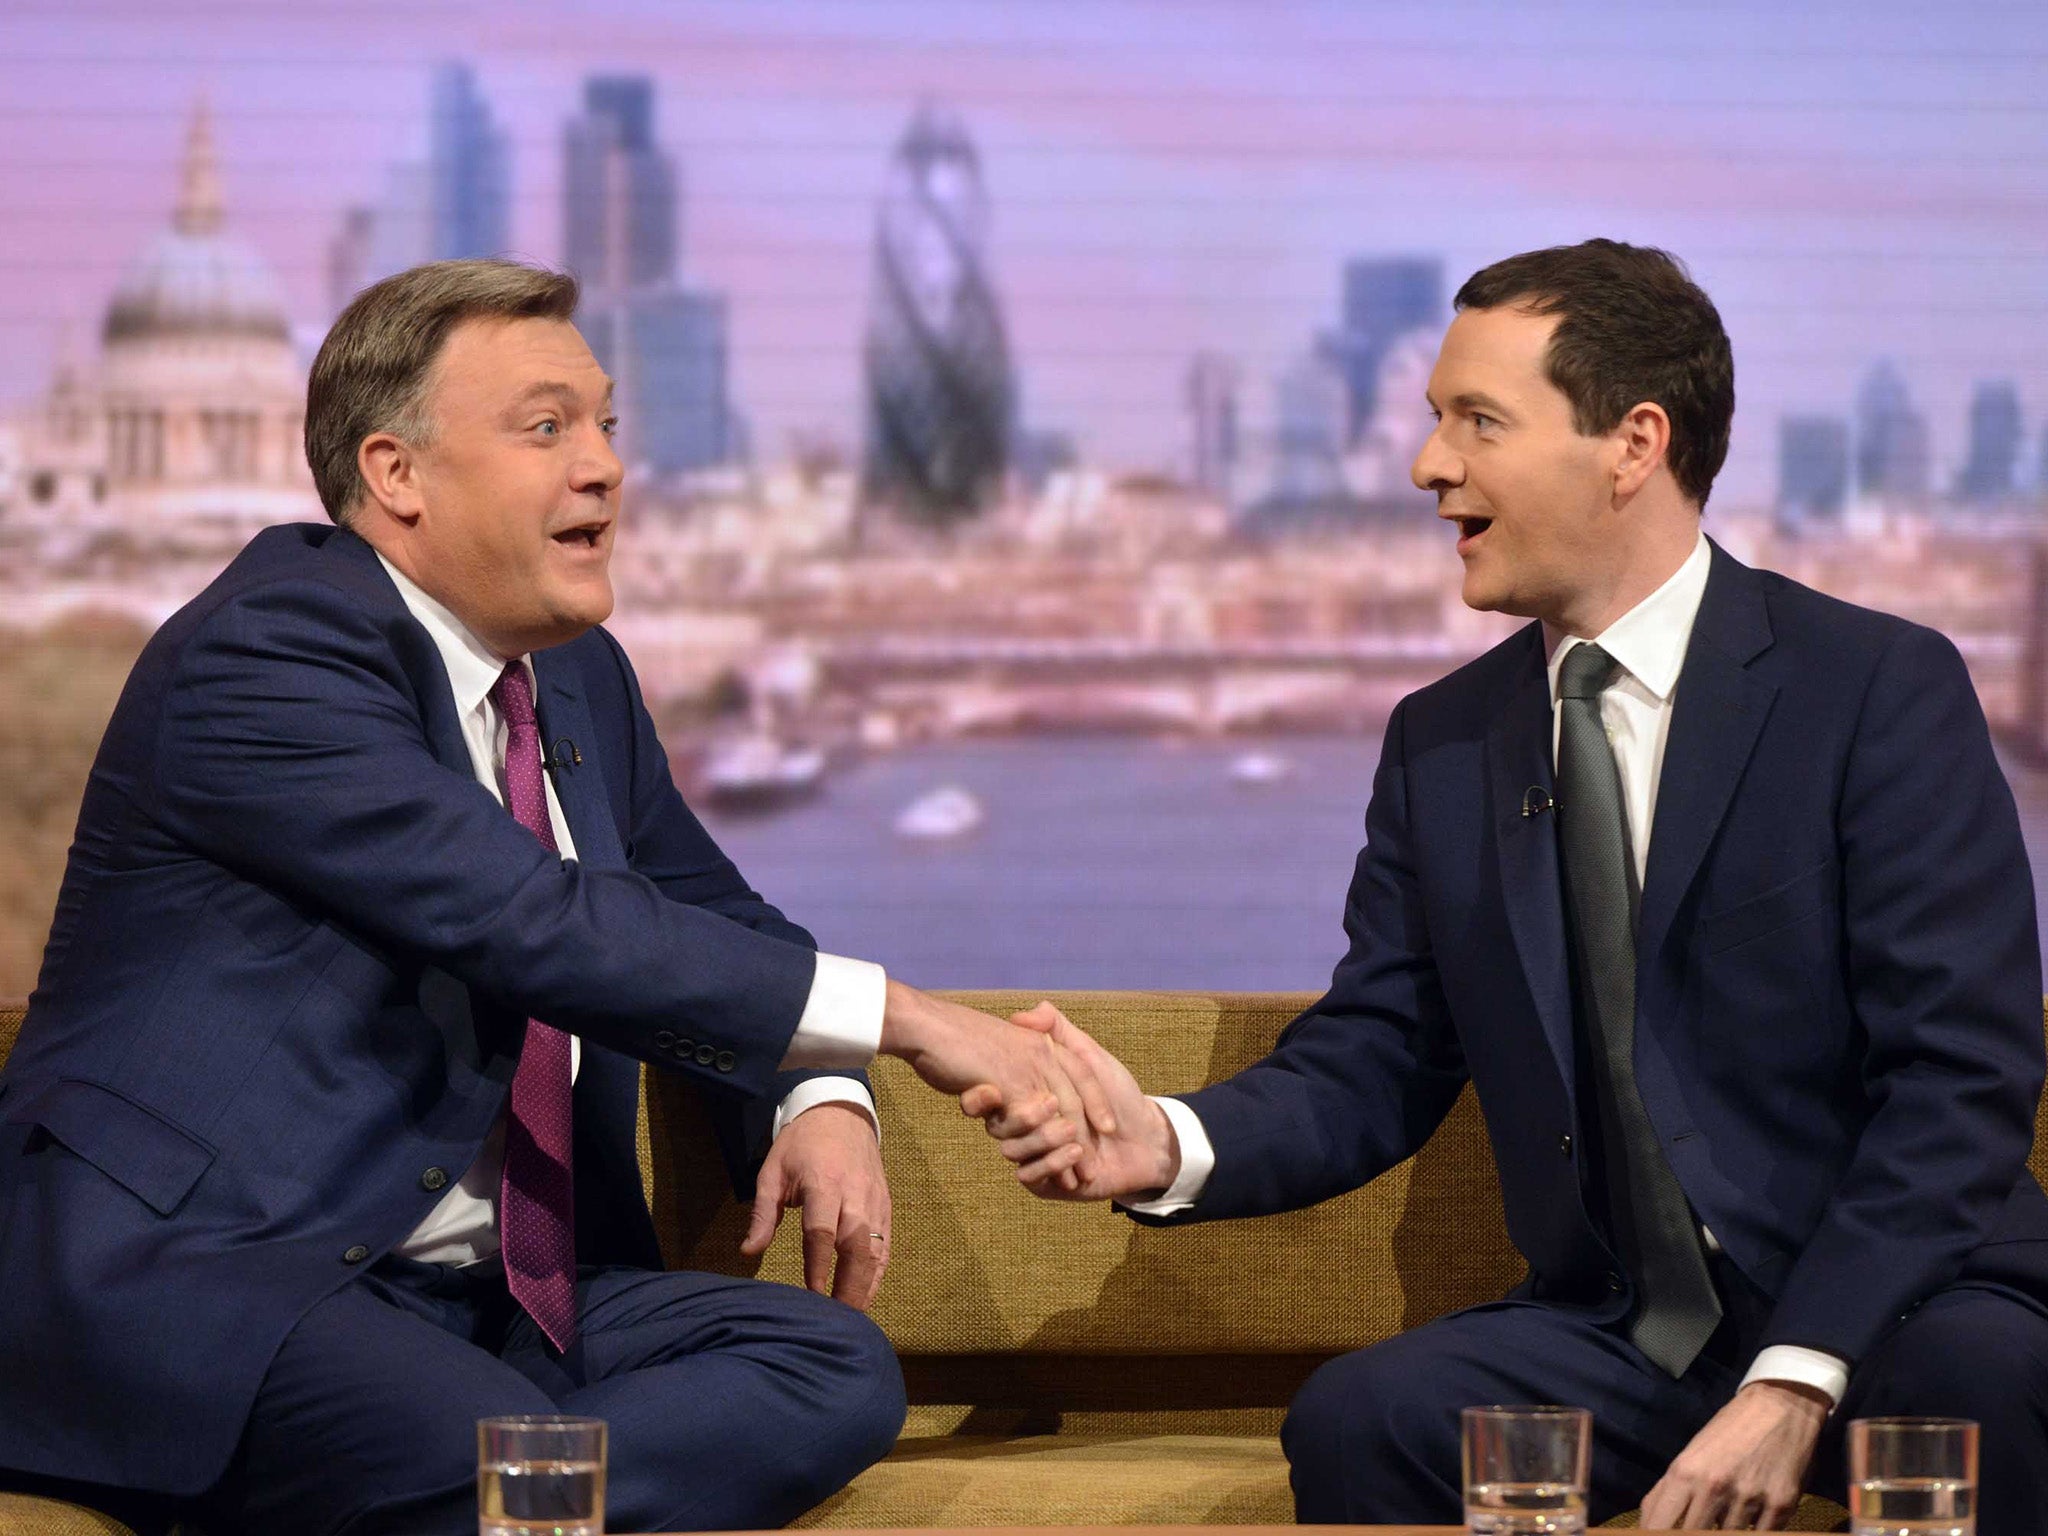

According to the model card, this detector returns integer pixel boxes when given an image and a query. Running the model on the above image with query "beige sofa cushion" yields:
[654,990,1528,1362]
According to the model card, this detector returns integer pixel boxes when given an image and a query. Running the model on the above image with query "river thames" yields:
[699,731,2048,993]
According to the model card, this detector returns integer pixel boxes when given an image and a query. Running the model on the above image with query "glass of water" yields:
[1848,1416,1977,1536]
[1461,1404,1592,1535]
[478,1415,607,1536]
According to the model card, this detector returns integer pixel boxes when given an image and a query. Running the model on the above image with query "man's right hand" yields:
[963,1002,1182,1202]
[879,982,1119,1189]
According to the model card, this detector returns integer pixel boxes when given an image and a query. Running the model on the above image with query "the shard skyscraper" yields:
[860,103,1016,532]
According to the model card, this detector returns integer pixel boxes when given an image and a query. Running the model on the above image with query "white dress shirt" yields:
[1130,534,1850,1405]
[376,555,885,1265]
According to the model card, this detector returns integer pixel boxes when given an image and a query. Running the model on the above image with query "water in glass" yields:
[1465,1479,1588,1535]
[1850,1475,1975,1536]
[477,1456,604,1536]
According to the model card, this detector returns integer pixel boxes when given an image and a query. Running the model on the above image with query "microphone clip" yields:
[543,738,583,776]
[1521,786,1555,818]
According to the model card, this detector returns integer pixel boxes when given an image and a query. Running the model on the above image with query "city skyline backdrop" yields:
[4,0,2047,506]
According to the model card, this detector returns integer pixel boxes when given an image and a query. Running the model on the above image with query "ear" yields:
[1611,401,1671,501]
[356,431,426,530]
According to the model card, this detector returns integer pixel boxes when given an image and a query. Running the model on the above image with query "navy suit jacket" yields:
[1141,542,2048,1369]
[0,524,859,1493]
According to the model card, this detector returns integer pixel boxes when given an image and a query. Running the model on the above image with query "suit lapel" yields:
[531,646,629,873]
[321,528,474,777]
[1486,625,1578,1103]
[1638,543,1778,965]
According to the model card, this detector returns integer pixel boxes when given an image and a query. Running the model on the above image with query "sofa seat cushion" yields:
[0,1493,135,1536]
[790,1432,1295,1528]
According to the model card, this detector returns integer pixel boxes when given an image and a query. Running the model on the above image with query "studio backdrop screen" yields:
[3,0,2045,992]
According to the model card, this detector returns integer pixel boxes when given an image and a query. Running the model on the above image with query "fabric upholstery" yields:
[0,1493,136,1536]
[789,1434,1296,1528]
[650,991,1528,1359]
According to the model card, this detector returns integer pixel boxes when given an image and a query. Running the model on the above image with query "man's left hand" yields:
[740,1103,890,1310]
[1639,1380,1829,1530]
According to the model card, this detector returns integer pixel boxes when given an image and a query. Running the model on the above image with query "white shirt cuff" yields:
[771,1076,880,1142]
[777,953,886,1071]
[1116,1096,1215,1215]
[1741,1344,1850,1409]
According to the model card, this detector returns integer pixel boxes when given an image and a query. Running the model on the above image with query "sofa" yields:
[16,988,2022,1532]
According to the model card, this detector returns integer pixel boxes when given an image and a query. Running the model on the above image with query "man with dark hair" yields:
[0,259,1109,1536]
[982,240,2048,1530]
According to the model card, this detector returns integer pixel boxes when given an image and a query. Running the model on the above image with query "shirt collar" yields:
[1546,531,1711,705]
[373,550,528,720]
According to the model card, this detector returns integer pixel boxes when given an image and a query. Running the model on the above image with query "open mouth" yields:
[1456,517,1493,543]
[552,524,608,550]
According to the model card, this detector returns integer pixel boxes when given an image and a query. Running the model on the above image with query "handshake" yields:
[880,981,1176,1204]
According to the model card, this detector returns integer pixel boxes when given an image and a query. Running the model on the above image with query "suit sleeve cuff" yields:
[1741,1344,1849,1409]
[1115,1096,1215,1215]
[771,1077,880,1143]
[777,954,886,1071]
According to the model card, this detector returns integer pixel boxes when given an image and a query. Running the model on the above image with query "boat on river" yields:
[894,785,984,840]
[699,733,827,811]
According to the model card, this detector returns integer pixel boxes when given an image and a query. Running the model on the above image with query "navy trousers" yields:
[1284,1268,2048,1535]
[191,1256,906,1536]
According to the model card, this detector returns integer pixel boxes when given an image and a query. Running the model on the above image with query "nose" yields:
[572,421,624,497]
[1411,420,1464,497]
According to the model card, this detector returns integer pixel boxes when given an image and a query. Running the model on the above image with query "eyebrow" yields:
[504,378,617,412]
[1433,390,1513,419]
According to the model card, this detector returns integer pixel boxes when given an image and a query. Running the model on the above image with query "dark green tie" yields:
[1556,643,1721,1378]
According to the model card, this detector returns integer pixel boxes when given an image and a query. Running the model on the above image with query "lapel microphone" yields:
[1521,786,1555,818]
[544,739,582,776]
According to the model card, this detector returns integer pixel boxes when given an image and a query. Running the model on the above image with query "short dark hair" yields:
[305,259,581,524]
[1454,240,1733,508]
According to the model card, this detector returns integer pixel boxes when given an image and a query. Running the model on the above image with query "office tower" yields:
[1777,415,1850,525]
[1185,352,1240,501]
[578,289,731,475]
[366,163,432,287]
[1855,360,1931,502]
[428,62,510,261]
[561,74,731,476]
[1318,257,1444,441]
[860,102,1016,528]
[327,63,511,314]
[1957,380,2024,503]
[562,75,679,293]
[1266,354,1351,508]
[325,205,376,318]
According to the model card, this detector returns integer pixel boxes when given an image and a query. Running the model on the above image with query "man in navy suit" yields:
[0,260,1109,1536]
[980,241,2048,1531]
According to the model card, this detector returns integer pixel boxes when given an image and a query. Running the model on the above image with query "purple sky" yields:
[5,0,2047,502]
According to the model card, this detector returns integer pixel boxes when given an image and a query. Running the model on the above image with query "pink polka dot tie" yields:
[490,662,578,1353]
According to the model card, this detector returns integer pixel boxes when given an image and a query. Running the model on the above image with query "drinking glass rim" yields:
[1461,1404,1593,1421]
[1849,1416,1978,1432]
[475,1417,602,1441]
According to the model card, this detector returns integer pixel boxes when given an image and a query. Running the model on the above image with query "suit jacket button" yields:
[675,1038,696,1059]
[1558,1134,1573,1158]
[420,1166,448,1192]
[343,1244,370,1264]
[695,1044,716,1066]
[715,1050,736,1073]
[653,1030,676,1050]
